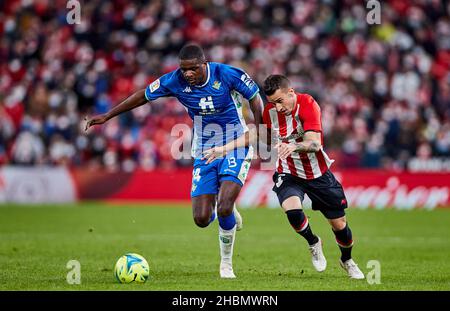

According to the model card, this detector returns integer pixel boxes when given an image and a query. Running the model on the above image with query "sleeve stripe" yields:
[248,90,259,101]
[144,88,150,101]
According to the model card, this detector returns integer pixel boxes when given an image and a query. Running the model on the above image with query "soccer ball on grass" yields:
[114,253,149,283]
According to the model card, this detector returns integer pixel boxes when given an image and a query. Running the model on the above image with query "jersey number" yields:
[227,157,237,168]
[193,168,201,182]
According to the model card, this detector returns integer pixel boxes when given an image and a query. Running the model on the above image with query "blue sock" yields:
[209,210,216,224]
[218,212,236,230]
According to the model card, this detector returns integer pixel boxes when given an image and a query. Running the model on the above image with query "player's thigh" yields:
[191,159,220,198]
[215,146,252,215]
[281,196,303,212]
[304,170,348,220]
[190,159,220,223]
[272,172,305,211]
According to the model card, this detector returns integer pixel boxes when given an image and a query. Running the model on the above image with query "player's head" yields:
[263,75,296,115]
[179,44,207,86]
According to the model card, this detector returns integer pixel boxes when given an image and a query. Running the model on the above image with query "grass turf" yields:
[0,203,449,290]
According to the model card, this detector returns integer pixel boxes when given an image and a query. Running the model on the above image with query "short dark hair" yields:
[263,74,291,96]
[179,44,206,61]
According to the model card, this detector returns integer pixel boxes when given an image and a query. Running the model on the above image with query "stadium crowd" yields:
[0,0,449,171]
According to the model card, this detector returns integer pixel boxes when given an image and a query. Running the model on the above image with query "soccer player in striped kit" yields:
[262,74,364,279]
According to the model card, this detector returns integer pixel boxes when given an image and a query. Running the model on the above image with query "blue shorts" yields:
[191,146,253,197]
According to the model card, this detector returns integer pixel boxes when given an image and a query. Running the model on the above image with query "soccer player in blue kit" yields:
[85,44,264,278]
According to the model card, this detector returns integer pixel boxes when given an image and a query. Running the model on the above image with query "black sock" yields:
[286,209,319,246]
[333,224,353,262]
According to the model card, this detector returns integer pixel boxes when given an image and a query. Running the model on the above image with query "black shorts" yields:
[272,170,348,219]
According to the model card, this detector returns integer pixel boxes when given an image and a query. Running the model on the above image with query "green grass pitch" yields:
[0,203,449,290]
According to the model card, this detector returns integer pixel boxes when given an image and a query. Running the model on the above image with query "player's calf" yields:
[330,220,364,279]
[331,222,353,262]
[285,209,319,246]
[285,209,326,272]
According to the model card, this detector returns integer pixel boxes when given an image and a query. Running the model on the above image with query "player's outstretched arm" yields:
[84,89,148,131]
[248,93,264,146]
[202,128,257,164]
[276,131,322,160]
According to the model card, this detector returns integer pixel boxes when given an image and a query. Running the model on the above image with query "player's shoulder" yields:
[263,102,276,123]
[211,62,246,76]
[211,62,232,70]
[159,69,183,85]
[263,102,276,113]
[297,92,317,105]
[297,92,320,111]
[296,92,321,121]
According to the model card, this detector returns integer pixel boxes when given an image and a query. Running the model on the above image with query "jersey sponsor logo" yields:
[224,168,237,174]
[220,236,231,243]
[198,96,217,115]
[212,81,221,90]
[149,79,160,93]
[182,86,192,93]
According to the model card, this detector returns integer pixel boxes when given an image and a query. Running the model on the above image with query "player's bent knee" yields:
[329,216,347,231]
[217,199,234,217]
[281,196,302,212]
[193,215,210,228]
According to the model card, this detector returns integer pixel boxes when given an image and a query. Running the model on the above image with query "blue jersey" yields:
[144,62,259,158]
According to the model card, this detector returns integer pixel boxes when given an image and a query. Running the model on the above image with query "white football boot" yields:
[340,258,365,279]
[308,237,327,272]
[220,261,236,279]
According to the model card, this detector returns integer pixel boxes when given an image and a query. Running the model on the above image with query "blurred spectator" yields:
[0,0,449,171]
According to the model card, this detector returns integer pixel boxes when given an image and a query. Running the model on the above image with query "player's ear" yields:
[200,59,207,69]
[287,88,295,97]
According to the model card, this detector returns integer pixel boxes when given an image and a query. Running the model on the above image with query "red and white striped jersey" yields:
[263,93,334,180]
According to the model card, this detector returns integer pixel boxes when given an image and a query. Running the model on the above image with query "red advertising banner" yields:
[70,168,192,202]
[70,168,450,210]
[239,170,450,209]
[1,167,448,209]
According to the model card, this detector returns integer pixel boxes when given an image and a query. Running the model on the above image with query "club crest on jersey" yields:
[212,81,221,90]
[149,79,160,93]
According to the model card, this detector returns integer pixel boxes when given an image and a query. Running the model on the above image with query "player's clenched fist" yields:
[84,114,109,131]
[275,142,297,160]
